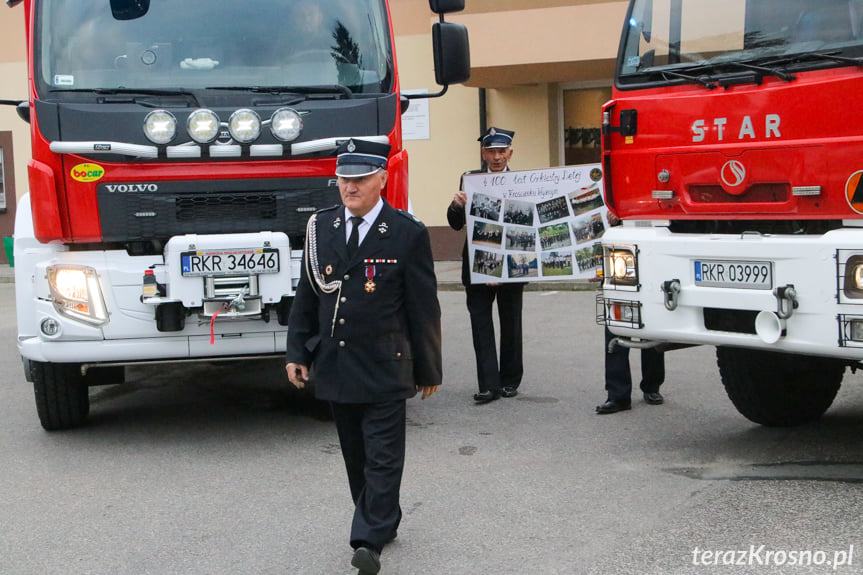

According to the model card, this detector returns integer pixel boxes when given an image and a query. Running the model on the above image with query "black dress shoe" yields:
[500,387,519,398]
[643,391,664,405]
[473,390,500,403]
[595,399,632,414]
[351,546,381,575]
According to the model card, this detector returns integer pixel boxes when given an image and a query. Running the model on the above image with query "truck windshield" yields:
[35,0,393,96]
[619,0,863,87]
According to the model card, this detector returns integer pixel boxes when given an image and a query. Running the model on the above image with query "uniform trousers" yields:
[604,327,665,401]
[465,283,524,393]
[330,400,405,552]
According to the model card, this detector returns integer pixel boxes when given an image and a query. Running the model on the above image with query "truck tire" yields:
[716,347,843,427]
[30,361,90,431]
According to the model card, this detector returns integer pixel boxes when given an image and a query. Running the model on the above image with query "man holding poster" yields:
[447,127,524,404]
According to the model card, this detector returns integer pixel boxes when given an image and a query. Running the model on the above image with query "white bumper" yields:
[15,195,299,364]
[599,224,863,360]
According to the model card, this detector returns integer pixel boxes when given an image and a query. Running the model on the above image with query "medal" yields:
[325,264,333,275]
[364,265,376,293]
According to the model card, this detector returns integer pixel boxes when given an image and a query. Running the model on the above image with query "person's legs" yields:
[497,283,524,390]
[639,347,666,404]
[349,400,406,552]
[331,402,366,503]
[466,284,501,394]
[603,327,633,403]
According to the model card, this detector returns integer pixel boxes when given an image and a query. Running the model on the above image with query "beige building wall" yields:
[0,3,30,224]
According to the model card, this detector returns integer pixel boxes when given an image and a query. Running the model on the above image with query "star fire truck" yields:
[3,0,470,430]
[599,0,863,426]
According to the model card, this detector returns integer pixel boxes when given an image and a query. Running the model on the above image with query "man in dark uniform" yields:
[447,127,524,403]
[285,139,442,575]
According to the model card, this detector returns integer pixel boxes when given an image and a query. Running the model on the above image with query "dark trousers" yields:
[465,283,524,392]
[330,400,406,552]
[604,327,665,401]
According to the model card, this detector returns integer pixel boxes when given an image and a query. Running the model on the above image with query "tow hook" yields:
[661,279,681,311]
[774,284,798,319]
[229,288,248,312]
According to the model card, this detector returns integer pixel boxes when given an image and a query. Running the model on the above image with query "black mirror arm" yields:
[403,85,450,100]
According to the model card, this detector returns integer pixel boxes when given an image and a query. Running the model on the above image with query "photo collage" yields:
[462,164,608,284]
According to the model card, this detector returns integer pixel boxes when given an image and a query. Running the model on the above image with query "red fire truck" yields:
[599,0,863,426]
[4,0,469,430]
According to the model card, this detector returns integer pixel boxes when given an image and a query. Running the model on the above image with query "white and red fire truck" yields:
[3,0,470,429]
[600,0,863,426]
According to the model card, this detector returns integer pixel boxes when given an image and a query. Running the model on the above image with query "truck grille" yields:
[97,178,340,242]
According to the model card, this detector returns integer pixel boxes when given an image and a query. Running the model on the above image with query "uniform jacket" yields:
[286,200,443,403]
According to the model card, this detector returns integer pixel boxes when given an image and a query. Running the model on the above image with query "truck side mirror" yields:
[432,22,471,86]
[110,0,149,21]
[429,0,465,14]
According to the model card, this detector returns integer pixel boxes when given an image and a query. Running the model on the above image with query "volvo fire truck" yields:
[4,0,470,430]
[599,0,863,426]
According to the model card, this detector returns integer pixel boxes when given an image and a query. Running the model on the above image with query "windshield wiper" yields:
[658,69,717,89]
[716,60,796,82]
[779,51,863,67]
[53,88,201,106]
[210,85,353,99]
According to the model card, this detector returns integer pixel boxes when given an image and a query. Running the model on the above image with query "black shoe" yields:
[500,387,519,398]
[595,399,632,414]
[643,391,664,405]
[351,546,381,575]
[474,390,500,403]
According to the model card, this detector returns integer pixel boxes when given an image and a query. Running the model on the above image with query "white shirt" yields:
[345,197,384,247]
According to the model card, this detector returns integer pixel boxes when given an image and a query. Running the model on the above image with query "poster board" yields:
[462,164,607,284]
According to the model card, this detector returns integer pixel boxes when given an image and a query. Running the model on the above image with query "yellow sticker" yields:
[70,163,105,183]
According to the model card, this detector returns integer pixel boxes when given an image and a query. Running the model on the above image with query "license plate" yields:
[181,248,279,277]
[694,259,773,290]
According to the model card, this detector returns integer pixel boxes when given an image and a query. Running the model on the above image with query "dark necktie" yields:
[347,216,363,259]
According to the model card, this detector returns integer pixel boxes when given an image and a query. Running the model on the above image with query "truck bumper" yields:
[15,230,297,365]
[598,225,863,360]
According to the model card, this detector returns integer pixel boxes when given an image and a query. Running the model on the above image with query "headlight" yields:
[229,109,261,143]
[604,245,638,286]
[843,255,863,299]
[47,265,108,326]
[270,108,303,141]
[143,110,177,145]
[187,109,221,143]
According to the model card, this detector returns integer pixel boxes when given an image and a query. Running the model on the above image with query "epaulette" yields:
[396,209,424,226]
[316,204,341,215]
